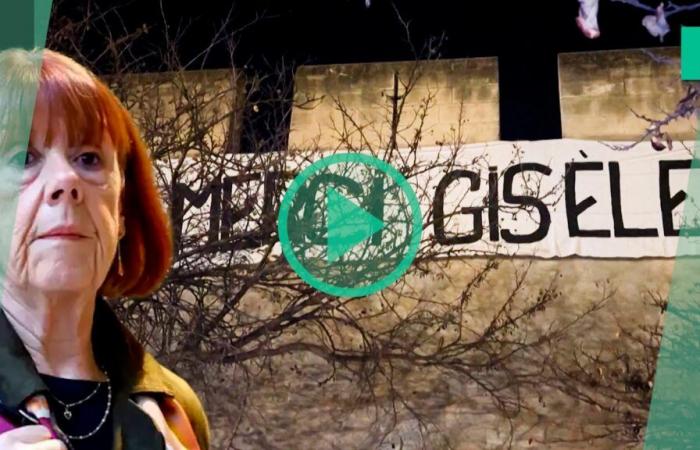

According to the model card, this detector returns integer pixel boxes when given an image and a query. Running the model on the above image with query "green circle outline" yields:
[277,153,422,298]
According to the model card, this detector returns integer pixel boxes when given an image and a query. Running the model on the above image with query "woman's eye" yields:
[8,149,36,169]
[76,151,101,167]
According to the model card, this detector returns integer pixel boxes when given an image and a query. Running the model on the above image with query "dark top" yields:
[0,297,168,450]
[39,373,114,450]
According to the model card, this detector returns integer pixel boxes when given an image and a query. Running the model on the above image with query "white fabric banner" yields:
[164,138,700,260]
[419,139,698,258]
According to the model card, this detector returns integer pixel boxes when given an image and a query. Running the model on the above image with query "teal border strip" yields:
[0,1,53,292]
[644,106,700,446]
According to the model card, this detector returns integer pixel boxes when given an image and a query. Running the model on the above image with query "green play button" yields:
[326,187,384,263]
[278,153,422,298]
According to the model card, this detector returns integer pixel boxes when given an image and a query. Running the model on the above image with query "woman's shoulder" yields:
[132,352,211,450]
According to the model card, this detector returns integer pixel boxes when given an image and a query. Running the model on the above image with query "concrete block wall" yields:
[289,58,500,150]
[107,69,242,156]
[290,47,696,148]
[117,47,696,153]
[559,47,695,140]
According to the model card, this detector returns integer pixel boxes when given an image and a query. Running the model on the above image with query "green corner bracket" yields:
[681,26,700,81]
[0,0,52,51]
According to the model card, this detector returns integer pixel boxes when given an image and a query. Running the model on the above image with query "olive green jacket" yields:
[0,297,210,450]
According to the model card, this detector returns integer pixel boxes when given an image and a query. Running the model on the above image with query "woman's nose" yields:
[44,158,84,205]
[48,185,82,204]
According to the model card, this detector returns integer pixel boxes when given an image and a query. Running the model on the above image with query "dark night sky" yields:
[54,0,700,140]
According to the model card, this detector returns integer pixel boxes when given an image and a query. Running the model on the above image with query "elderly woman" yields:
[0,49,209,450]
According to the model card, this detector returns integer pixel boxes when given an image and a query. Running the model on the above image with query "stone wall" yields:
[289,58,500,150]
[203,257,670,450]
[290,47,695,147]
[559,47,695,140]
[107,68,243,156]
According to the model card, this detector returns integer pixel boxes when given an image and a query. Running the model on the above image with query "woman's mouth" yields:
[39,234,86,240]
[36,226,89,240]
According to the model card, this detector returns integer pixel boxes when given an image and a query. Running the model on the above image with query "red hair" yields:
[1,48,173,298]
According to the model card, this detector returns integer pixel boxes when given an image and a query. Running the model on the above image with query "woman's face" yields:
[3,100,123,295]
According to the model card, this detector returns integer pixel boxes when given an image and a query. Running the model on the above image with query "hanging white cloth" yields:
[577,0,601,39]
[642,3,671,41]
